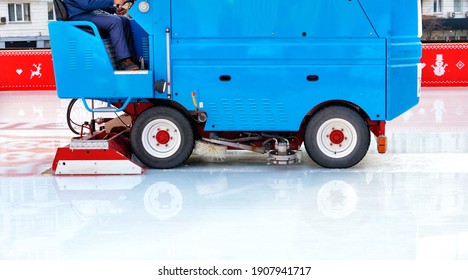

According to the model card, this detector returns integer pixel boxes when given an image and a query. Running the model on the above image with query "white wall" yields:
[0,0,51,38]
[422,0,468,18]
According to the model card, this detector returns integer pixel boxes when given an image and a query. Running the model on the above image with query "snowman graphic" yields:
[431,54,448,77]
[431,99,447,123]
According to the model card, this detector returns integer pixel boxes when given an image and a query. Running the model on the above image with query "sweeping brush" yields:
[194,140,227,161]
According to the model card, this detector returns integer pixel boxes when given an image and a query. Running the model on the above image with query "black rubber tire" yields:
[304,105,370,168]
[130,106,194,169]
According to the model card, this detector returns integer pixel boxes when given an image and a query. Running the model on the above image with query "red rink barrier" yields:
[0,50,56,91]
[1,44,468,90]
[421,43,468,87]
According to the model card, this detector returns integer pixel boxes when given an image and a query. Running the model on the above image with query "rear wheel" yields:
[131,106,194,169]
[304,106,370,168]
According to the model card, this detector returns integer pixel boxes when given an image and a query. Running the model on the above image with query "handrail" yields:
[80,97,132,113]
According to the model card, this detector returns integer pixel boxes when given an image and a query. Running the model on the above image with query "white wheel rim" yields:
[316,118,358,159]
[141,119,182,159]
[144,182,183,220]
[317,180,357,219]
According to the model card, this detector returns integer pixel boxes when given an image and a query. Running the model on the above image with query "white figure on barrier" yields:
[432,54,448,77]
[30,63,42,79]
[432,99,447,123]
[32,105,44,120]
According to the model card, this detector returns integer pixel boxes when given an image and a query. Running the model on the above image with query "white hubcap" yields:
[142,119,181,158]
[316,118,358,158]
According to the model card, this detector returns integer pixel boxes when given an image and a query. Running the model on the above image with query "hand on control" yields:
[116,6,127,15]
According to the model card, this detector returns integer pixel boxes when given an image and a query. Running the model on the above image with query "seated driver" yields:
[63,0,139,70]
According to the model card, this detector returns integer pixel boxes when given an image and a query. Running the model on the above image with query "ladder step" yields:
[70,139,109,150]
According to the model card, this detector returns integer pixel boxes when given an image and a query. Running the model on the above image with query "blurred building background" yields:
[422,0,468,42]
[0,0,55,48]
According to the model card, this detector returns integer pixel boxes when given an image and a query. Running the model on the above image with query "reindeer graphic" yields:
[32,105,44,120]
[30,63,42,79]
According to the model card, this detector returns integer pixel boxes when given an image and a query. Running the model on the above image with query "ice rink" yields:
[1,87,468,260]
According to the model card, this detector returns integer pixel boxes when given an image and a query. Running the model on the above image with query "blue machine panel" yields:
[171,0,377,39]
[49,0,421,131]
[49,21,154,100]
[173,62,385,131]
[171,12,387,131]
[359,0,422,119]
[171,36,386,131]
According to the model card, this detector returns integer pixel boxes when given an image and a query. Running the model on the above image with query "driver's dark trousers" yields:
[70,12,136,61]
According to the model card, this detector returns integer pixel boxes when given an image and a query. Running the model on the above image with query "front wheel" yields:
[131,106,194,169]
[304,106,370,168]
